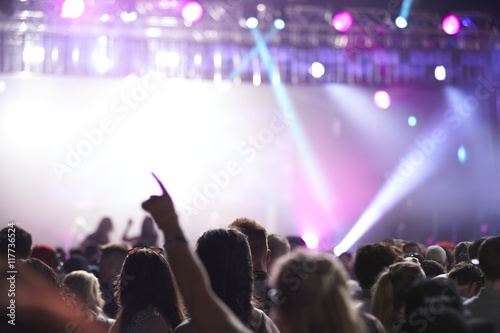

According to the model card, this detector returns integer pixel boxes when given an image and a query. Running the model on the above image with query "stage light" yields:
[458,146,467,163]
[51,49,59,61]
[0,81,6,93]
[72,48,80,63]
[442,14,461,35]
[408,116,417,127]
[332,11,353,32]
[95,55,110,74]
[302,233,319,249]
[120,11,138,23]
[309,62,325,78]
[274,19,285,30]
[23,46,45,63]
[373,90,391,109]
[61,0,85,19]
[257,4,266,12]
[182,1,203,23]
[435,65,446,81]
[155,51,180,67]
[246,17,259,29]
[395,16,407,29]
[101,14,110,22]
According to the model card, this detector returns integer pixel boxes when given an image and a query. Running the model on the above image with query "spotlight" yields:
[332,11,353,32]
[246,17,259,29]
[395,16,408,29]
[274,18,285,30]
[442,14,461,35]
[435,66,446,81]
[309,62,325,78]
[302,233,319,249]
[61,0,85,19]
[458,146,467,163]
[408,116,417,127]
[23,46,45,63]
[181,1,203,23]
[373,90,391,109]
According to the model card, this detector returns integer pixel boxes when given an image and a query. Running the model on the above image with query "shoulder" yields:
[139,315,170,333]
[252,308,279,333]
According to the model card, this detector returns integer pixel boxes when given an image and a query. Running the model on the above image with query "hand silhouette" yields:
[141,173,177,231]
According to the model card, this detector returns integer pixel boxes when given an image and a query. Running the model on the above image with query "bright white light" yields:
[302,233,319,249]
[98,36,108,47]
[101,14,110,22]
[181,2,203,23]
[61,0,85,19]
[309,62,325,78]
[194,54,202,65]
[395,16,408,28]
[145,28,162,38]
[51,49,59,62]
[23,46,45,63]
[408,116,417,127]
[257,4,266,12]
[0,81,6,93]
[274,19,285,30]
[155,51,180,67]
[246,17,259,29]
[72,48,80,63]
[373,90,391,109]
[95,55,110,74]
[435,66,446,81]
[121,11,138,23]
[458,146,467,163]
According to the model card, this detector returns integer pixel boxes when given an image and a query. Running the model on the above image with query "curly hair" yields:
[196,228,254,329]
[114,249,186,332]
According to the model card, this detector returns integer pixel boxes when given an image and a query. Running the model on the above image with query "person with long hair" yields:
[122,217,158,248]
[81,217,114,250]
[110,248,186,333]
[63,270,114,331]
[174,228,278,332]
[269,249,364,333]
[371,261,426,333]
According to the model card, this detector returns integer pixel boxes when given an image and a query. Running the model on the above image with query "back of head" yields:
[19,258,60,288]
[0,225,32,259]
[116,249,184,331]
[63,270,103,316]
[454,241,471,264]
[30,244,57,268]
[228,218,268,267]
[196,228,253,327]
[403,241,421,255]
[448,263,484,296]
[469,237,488,262]
[271,250,363,333]
[286,236,306,250]
[267,233,290,269]
[98,243,128,285]
[478,236,500,281]
[354,242,399,291]
[425,245,447,266]
[405,278,462,316]
[371,261,425,331]
[420,260,446,279]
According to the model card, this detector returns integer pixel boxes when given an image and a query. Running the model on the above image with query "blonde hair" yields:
[371,261,425,332]
[271,250,363,333]
[63,270,104,318]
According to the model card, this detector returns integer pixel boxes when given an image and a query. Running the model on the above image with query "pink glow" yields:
[332,11,353,32]
[442,14,461,35]
[182,1,203,23]
[373,90,391,109]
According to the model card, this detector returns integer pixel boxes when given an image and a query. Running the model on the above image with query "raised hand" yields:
[141,173,178,232]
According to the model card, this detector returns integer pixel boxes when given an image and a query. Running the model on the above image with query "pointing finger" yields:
[152,172,168,195]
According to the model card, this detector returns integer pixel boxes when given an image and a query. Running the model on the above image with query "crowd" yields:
[1,175,499,333]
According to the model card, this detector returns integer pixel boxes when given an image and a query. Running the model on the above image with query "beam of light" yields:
[396,0,413,28]
[250,27,332,210]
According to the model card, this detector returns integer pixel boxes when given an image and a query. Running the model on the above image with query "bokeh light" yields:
[332,11,353,32]
[302,233,319,249]
[458,146,467,163]
[395,16,408,28]
[181,1,204,23]
[408,116,417,127]
[309,62,325,78]
[0,81,6,93]
[373,90,391,109]
[435,66,446,81]
[442,14,461,35]
[246,17,259,29]
[61,0,85,19]
[274,19,285,30]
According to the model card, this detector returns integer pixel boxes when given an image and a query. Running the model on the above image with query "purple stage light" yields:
[373,90,391,109]
[332,11,353,32]
[442,14,461,35]
[181,1,203,23]
[61,0,85,19]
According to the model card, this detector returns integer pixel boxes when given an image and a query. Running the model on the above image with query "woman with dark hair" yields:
[109,248,186,333]
[81,217,114,249]
[122,217,158,248]
[174,228,278,333]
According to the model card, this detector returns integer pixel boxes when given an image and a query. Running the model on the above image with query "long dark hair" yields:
[114,249,185,332]
[196,228,254,329]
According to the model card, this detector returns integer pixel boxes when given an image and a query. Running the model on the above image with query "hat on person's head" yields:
[426,245,446,266]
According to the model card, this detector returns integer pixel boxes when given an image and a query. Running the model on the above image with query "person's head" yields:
[425,245,447,268]
[98,243,128,285]
[403,242,421,255]
[63,270,104,318]
[63,254,89,274]
[371,261,426,332]
[196,228,254,328]
[267,233,290,270]
[354,243,399,296]
[18,258,60,288]
[115,248,185,332]
[286,236,306,250]
[270,250,363,333]
[228,217,269,270]
[478,236,500,283]
[468,237,488,263]
[454,241,471,265]
[97,217,113,234]
[141,216,157,237]
[420,260,446,279]
[30,244,58,269]
[448,262,484,298]
[0,225,32,259]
